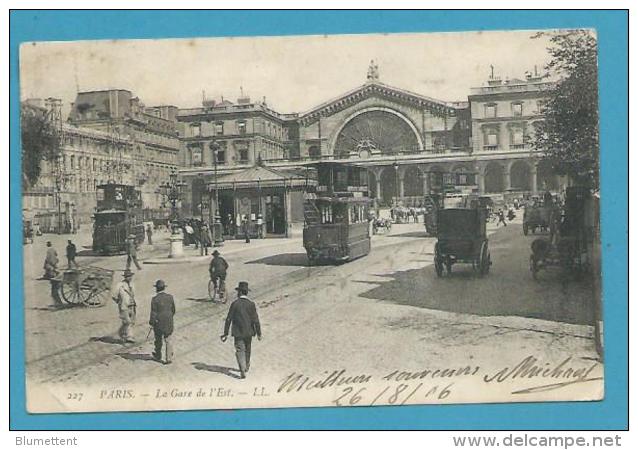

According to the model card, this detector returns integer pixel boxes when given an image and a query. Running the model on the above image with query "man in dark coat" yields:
[221,281,261,378]
[66,239,79,269]
[209,250,229,300]
[149,279,176,364]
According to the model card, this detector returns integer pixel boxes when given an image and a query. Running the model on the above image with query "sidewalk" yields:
[143,236,298,264]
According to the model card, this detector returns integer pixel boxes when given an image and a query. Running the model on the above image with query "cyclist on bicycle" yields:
[209,249,229,299]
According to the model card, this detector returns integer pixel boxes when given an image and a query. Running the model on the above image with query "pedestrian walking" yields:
[66,239,79,269]
[200,223,212,255]
[256,214,264,239]
[49,268,64,307]
[149,279,175,364]
[112,269,137,343]
[146,224,153,245]
[43,241,58,279]
[221,281,261,379]
[241,216,251,244]
[126,234,142,270]
[496,209,507,227]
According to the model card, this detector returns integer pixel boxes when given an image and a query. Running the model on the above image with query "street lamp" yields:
[156,168,187,258]
[157,168,187,222]
[208,141,224,247]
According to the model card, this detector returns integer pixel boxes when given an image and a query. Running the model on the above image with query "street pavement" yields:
[22,216,601,402]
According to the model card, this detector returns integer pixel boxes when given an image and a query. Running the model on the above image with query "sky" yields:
[19,30,554,115]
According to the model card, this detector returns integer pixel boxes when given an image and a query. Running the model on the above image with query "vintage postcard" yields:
[19,29,603,413]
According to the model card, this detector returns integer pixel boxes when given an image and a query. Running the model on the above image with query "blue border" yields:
[9,10,628,430]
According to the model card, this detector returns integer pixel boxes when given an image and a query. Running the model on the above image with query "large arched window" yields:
[334,110,419,158]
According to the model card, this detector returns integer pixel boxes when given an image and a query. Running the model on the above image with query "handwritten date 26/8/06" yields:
[333,382,453,407]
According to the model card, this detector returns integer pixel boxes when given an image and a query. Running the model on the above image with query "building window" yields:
[536,100,547,114]
[239,149,249,163]
[191,145,203,166]
[512,102,523,116]
[215,143,226,164]
[237,121,247,135]
[191,123,201,137]
[485,104,497,118]
[93,158,97,171]
[483,127,499,150]
[510,126,525,149]
[308,145,321,159]
[215,122,224,136]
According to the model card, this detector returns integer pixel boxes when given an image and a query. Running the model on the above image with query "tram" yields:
[303,162,371,264]
[92,183,145,255]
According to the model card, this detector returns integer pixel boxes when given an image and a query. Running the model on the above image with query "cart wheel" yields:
[479,241,490,276]
[83,289,108,308]
[208,279,217,302]
[61,280,89,305]
[434,244,443,277]
[523,223,529,236]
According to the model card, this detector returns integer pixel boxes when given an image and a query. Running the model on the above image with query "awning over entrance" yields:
[207,165,316,191]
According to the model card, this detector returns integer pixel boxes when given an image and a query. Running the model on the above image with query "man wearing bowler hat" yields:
[149,279,176,364]
[112,269,137,343]
[221,281,261,379]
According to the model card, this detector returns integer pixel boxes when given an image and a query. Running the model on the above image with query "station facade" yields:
[177,63,565,234]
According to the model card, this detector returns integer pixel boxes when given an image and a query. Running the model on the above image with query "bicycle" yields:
[208,275,227,303]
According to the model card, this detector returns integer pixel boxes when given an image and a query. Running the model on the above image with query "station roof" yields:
[208,165,316,190]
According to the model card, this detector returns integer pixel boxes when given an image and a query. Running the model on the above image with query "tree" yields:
[21,103,62,189]
[531,30,599,189]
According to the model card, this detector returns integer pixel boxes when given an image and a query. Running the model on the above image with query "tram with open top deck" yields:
[302,161,371,264]
[92,183,145,255]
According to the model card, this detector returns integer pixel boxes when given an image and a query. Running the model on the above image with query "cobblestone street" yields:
[22,218,602,411]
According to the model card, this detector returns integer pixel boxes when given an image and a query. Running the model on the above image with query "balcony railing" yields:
[509,144,526,150]
[483,145,499,151]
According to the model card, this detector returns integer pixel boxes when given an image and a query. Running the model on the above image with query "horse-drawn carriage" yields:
[434,208,491,277]
[54,266,114,307]
[529,187,593,282]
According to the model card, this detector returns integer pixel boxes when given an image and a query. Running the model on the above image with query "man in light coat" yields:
[113,269,137,343]
[126,234,142,270]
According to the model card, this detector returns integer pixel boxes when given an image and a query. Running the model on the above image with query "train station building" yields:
[176,62,566,229]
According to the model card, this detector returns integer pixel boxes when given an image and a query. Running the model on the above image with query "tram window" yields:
[320,204,333,224]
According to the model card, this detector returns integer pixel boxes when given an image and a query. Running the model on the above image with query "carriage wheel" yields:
[61,280,90,305]
[83,288,108,308]
[479,241,490,276]
[523,223,529,236]
[434,244,443,277]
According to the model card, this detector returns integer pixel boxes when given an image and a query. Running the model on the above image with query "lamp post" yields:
[157,168,187,222]
[209,141,224,246]
[157,168,187,258]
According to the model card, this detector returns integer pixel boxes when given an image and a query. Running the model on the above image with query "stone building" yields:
[468,71,563,194]
[22,90,182,231]
[68,89,181,212]
[22,98,134,231]
[177,93,299,219]
[175,62,565,236]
